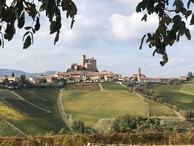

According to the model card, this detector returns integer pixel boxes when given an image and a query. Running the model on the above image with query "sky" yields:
[1,0,194,78]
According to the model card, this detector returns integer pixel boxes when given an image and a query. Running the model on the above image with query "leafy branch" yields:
[137,0,194,66]
[0,0,77,49]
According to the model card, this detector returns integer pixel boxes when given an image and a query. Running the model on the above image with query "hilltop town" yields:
[0,55,190,88]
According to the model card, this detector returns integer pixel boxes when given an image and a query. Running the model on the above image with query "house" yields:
[28,76,39,84]
[179,76,189,81]
[0,77,5,83]
[8,77,19,82]
[53,72,64,79]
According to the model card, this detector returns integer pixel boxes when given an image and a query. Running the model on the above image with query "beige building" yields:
[82,55,98,71]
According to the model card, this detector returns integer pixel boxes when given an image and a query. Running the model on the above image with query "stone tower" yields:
[82,54,86,67]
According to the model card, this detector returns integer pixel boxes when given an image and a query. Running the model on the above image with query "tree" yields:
[137,0,194,66]
[188,71,193,79]
[71,120,85,133]
[111,114,161,133]
[11,72,15,77]
[0,0,77,49]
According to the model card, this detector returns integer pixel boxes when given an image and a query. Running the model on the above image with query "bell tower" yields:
[138,67,141,78]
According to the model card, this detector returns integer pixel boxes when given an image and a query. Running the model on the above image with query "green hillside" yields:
[62,83,176,132]
[0,88,67,136]
[152,83,194,110]
[1,82,192,136]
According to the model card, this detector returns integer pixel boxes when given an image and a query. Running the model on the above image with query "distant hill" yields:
[0,69,56,77]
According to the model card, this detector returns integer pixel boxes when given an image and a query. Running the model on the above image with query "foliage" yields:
[188,71,193,79]
[111,114,161,133]
[0,0,77,49]
[71,120,85,133]
[137,0,194,66]
[2,132,194,145]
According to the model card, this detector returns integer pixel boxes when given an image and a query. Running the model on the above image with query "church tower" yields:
[138,67,141,78]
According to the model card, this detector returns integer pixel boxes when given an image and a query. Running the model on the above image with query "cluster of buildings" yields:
[132,68,188,83]
[0,55,189,85]
[28,55,188,84]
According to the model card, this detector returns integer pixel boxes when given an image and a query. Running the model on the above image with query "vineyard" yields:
[61,82,177,132]
[0,88,67,136]
[152,83,194,110]
[0,81,194,144]
[2,98,49,115]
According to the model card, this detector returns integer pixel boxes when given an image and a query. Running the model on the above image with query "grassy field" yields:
[62,83,182,132]
[152,84,194,110]
[0,120,24,137]
[0,88,67,136]
[15,88,60,115]
[147,99,176,117]
[179,84,194,96]
[2,98,49,115]
[62,90,147,126]
[62,83,148,128]
[66,83,100,91]
[101,82,128,90]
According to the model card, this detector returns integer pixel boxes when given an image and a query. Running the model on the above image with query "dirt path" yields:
[57,88,73,131]
[0,116,27,137]
[98,83,104,92]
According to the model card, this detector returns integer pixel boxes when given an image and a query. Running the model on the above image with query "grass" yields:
[15,88,60,115]
[147,99,176,117]
[179,84,194,96]
[62,90,147,127]
[66,83,100,91]
[101,82,128,90]
[0,89,20,99]
[0,120,23,137]
[160,117,192,130]
[2,98,49,115]
[0,88,68,136]
[152,84,194,110]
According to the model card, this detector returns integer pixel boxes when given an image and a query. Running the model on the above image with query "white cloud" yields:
[116,0,139,7]
[109,12,158,41]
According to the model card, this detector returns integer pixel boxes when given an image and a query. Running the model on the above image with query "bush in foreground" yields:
[1,132,194,145]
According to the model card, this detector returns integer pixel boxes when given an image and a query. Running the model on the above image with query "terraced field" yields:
[0,88,67,136]
[152,83,194,110]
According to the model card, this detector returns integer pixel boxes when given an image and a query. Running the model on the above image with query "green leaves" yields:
[0,0,77,48]
[4,24,15,41]
[34,17,40,31]
[23,35,32,49]
[18,12,25,29]
[173,0,184,13]
[190,14,194,25]
[137,0,194,66]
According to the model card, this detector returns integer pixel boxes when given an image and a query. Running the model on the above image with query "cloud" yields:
[115,0,139,7]
[109,12,158,42]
